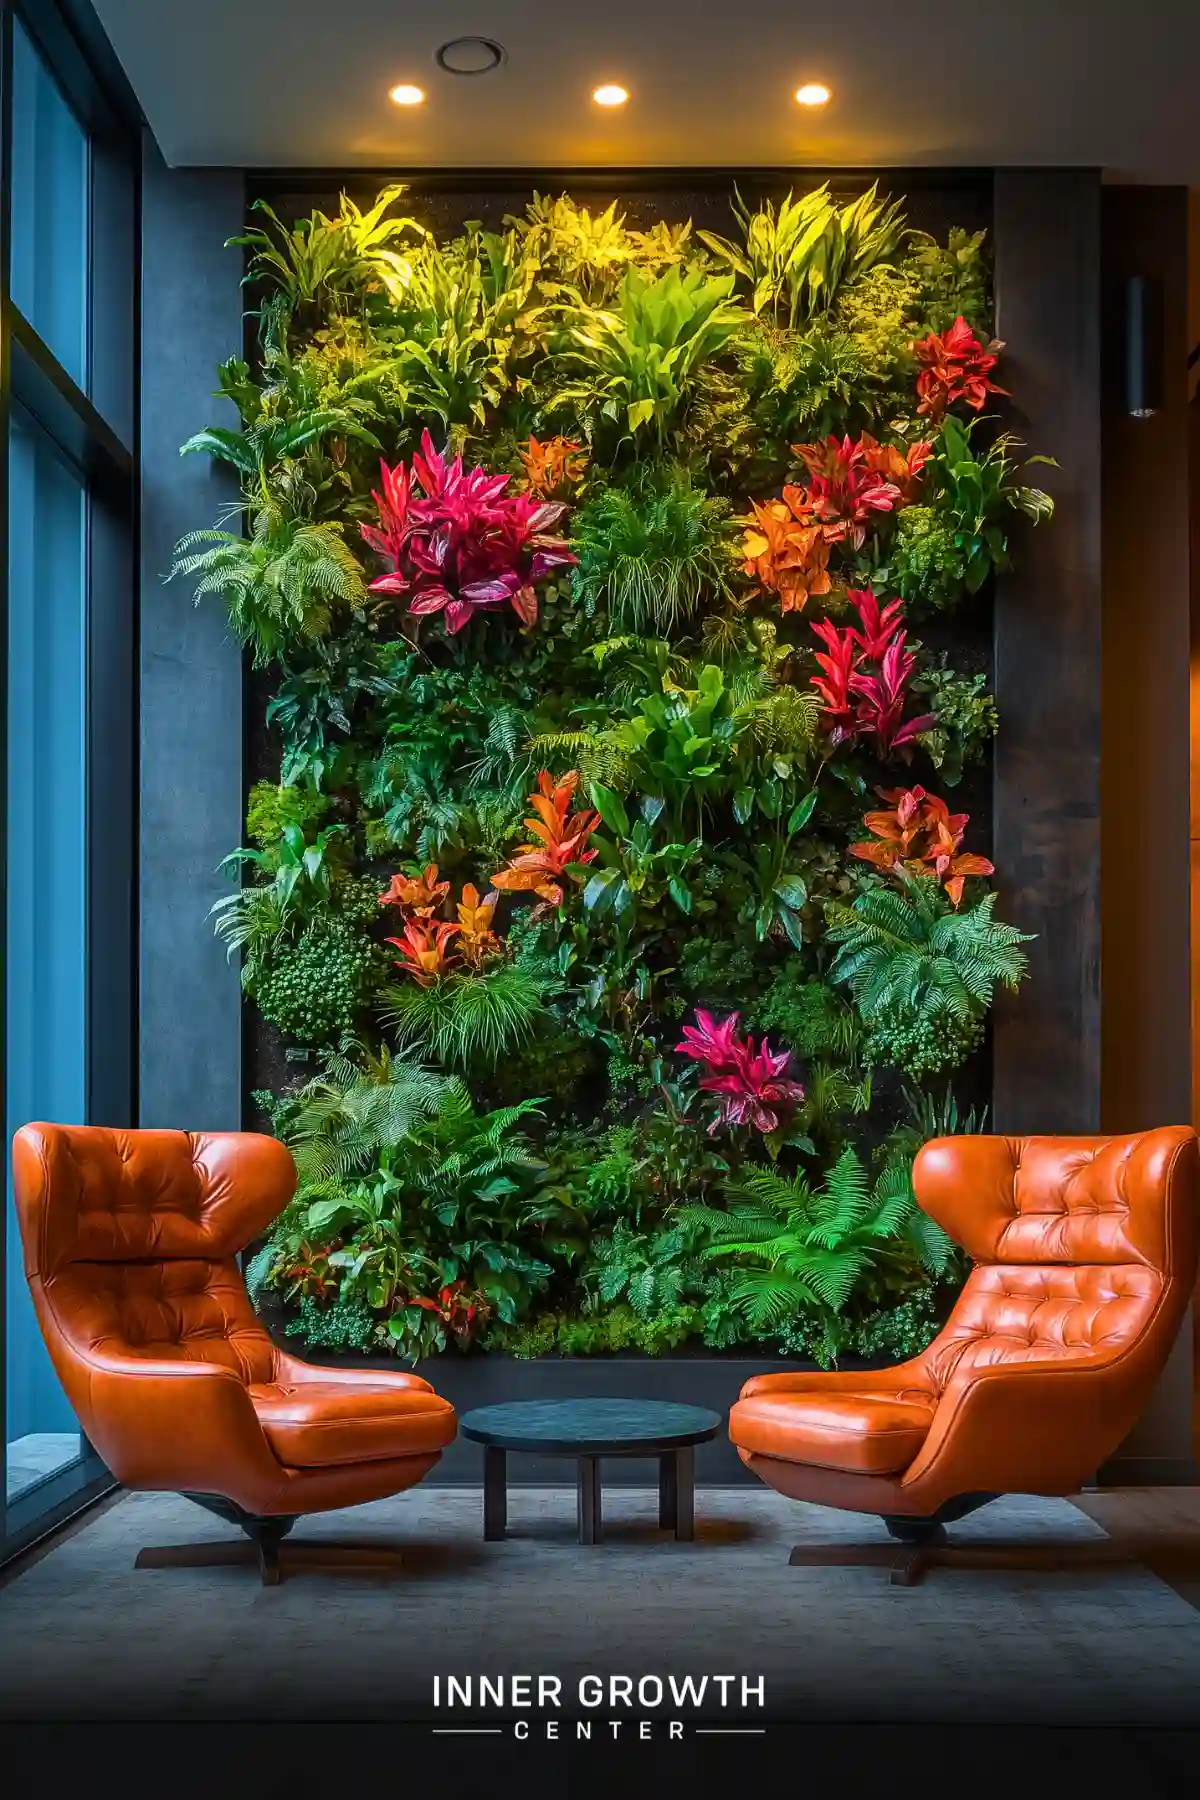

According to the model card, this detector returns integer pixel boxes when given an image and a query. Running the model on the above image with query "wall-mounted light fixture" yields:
[1124,276,1163,419]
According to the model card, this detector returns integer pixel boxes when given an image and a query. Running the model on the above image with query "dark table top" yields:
[459,1398,724,1455]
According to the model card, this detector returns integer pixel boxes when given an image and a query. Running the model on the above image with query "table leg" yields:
[658,1451,677,1530]
[578,1455,602,1544]
[484,1445,507,1541]
[673,1446,695,1542]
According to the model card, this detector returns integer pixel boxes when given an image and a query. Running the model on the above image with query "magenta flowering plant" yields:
[675,1009,806,1137]
[810,589,936,758]
[360,429,577,634]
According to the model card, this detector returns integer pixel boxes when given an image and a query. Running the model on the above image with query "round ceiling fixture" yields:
[795,82,832,107]
[389,83,425,106]
[435,37,507,76]
[592,83,629,107]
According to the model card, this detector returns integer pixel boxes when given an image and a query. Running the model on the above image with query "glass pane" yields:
[9,15,90,391]
[5,411,88,1506]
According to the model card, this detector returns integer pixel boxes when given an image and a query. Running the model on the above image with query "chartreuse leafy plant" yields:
[177,180,1053,1362]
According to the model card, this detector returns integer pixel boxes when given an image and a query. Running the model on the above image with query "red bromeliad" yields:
[361,429,577,634]
[789,434,903,548]
[676,1009,805,1137]
[810,591,936,758]
[912,315,1008,422]
[386,916,461,985]
[850,785,994,906]
[491,769,600,908]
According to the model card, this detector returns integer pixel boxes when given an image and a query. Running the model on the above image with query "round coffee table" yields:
[459,1399,722,1545]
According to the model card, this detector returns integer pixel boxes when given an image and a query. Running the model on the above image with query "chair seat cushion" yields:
[250,1381,457,1469]
[729,1388,935,1476]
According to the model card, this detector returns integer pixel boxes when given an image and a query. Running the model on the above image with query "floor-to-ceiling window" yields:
[1,0,139,1560]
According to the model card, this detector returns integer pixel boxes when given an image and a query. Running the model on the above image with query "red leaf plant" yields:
[810,589,937,757]
[491,769,600,908]
[788,434,903,549]
[676,1009,806,1137]
[912,315,1008,423]
[386,917,461,985]
[859,433,934,502]
[850,785,994,907]
[411,1280,489,1345]
[379,862,451,916]
[361,428,577,634]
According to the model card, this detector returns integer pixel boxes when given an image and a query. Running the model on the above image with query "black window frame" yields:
[0,0,142,1563]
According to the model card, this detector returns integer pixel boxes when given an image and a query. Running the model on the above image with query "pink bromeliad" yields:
[360,430,577,634]
[676,1009,805,1136]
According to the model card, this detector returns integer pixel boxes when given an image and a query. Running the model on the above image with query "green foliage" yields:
[913,660,998,786]
[931,416,1056,594]
[230,184,427,316]
[169,508,366,667]
[570,470,735,634]
[699,182,909,327]
[382,965,547,1070]
[584,1219,704,1317]
[887,505,968,612]
[245,781,330,851]
[682,1147,947,1325]
[180,182,1049,1361]
[283,1292,377,1353]
[825,876,1032,1079]
[250,915,383,1047]
[562,264,748,446]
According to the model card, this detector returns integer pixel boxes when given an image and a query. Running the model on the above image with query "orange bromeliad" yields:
[386,917,461,984]
[739,494,833,615]
[491,769,600,907]
[850,785,994,907]
[455,883,501,969]
[379,863,451,916]
[518,434,587,499]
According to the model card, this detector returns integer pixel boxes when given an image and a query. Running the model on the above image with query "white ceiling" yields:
[92,0,1200,181]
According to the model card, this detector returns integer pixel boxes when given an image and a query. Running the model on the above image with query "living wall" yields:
[174,177,1053,1366]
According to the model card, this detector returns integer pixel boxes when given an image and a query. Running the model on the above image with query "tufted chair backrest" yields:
[912,1129,1198,1393]
[12,1124,297,1394]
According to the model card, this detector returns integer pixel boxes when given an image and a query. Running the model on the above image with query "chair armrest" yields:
[738,1358,930,1403]
[273,1349,435,1395]
[76,1350,287,1508]
[901,1352,1142,1505]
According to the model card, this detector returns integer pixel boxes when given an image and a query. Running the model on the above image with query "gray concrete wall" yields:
[138,140,245,1130]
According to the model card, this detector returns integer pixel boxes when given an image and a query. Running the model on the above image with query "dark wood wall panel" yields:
[992,169,1103,1134]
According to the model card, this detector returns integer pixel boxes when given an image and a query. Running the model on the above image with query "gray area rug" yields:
[2,1486,1199,1724]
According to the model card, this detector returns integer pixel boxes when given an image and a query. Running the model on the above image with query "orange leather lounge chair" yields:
[729,1128,1199,1584]
[12,1122,458,1583]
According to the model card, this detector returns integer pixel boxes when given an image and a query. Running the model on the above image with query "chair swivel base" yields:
[132,1492,406,1586]
[786,1494,1132,1587]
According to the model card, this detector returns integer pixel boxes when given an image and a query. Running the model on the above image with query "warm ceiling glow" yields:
[795,82,832,107]
[389,83,426,106]
[592,84,629,108]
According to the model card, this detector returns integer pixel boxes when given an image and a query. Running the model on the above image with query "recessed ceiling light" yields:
[592,83,629,107]
[795,82,831,107]
[435,37,506,76]
[389,83,425,106]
